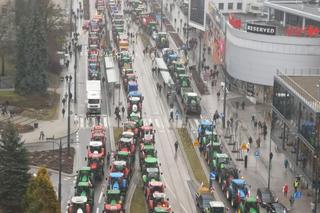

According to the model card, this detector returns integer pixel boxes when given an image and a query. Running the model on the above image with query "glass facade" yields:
[272,79,320,180]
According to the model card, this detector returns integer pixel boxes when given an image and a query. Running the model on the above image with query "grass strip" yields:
[113,127,122,144]
[177,128,209,187]
[130,185,147,213]
[139,32,151,48]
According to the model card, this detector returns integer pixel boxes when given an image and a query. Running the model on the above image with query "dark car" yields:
[195,192,215,212]
[257,188,275,208]
[268,202,288,213]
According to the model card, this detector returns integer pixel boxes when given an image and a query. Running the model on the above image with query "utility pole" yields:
[267,136,272,189]
[58,139,62,209]
[74,47,77,104]
[160,0,163,31]
[222,71,227,128]
[198,32,202,72]
[67,75,72,155]
[69,0,73,38]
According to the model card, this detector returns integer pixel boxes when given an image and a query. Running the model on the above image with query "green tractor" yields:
[140,144,157,163]
[210,153,230,186]
[142,167,161,186]
[202,131,220,163]
[237,196,260,213]
[116,150,135,168]
[181,90,201,115]
[128,111,143,128]
[156,32,169,49]
[141,156,158,172]
[74,182,94,211]
[103,189,124,213]
[176,74,190,95]
[76,167,95,187]
[170,61,186,79]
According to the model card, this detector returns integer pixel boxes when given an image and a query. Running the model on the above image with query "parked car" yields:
[256,188,275,208]
[267,202,288,213]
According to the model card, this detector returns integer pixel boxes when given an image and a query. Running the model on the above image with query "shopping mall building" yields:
[207,0,320,104]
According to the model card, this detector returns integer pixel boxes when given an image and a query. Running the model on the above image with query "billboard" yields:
[189,0,207,31]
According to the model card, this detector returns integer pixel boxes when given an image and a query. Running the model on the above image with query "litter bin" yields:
[34,122,38,128]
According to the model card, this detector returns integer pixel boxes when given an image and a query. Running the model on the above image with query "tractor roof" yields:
[154,207,169,212]
[128,91,142,97]
[120,137,132,143]
[128,81,138,86]
[216,153,229,158]
[107,189,121,194]
[232,179,246,186]
[118,151,129,156]
[71,196,87,204]
[113,160,126,166]
[200,119,212,126]
[145,157,158,163]
[110,172,124,178]
[143,144,155,150]
[89,141,103,147]
[129,97,140,102]
[209,201,225,208]
[80,167,91,171]
[149,181,163,187]
[78,182,90,187]
[158,32,167,35]
[187,92,198,97]
[146,167,159,173]
[153,192,166,198]
[122,131,134,137]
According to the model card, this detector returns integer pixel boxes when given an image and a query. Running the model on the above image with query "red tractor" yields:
[145,181,165,200]
[67,196,91,213]
[109,160,130,180]
[118,136,135,153]
[91,125,106,155]
[148,192,171,212]
[123,121,140,138]
[87,141,105,180]
[140,125,155,144]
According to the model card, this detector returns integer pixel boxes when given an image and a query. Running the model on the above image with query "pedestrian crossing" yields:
[77,114,202,130]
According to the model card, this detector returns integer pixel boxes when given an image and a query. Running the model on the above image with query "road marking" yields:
[103,116,108,128]
[98,191,103,204]
[96,207,99,213]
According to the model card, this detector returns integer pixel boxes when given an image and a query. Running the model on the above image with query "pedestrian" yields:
[284,158,289,170]
[293,180,299,192]
[62,98,66,106]
[102,76,106,86]
[132,49,135,56]
[235,101,239,109]
[66,59,70,69]
[269,152,273,163]
[217,91,220,101]
[62,108,65,118]
[241,101,245,110]
[159,85,162,93]
[289,194,295,208]
[169,108,174,122]
[74,113,78,125]
[39,131,45,140]
[248,136,253,145]
[256,137,261,148]
[174,141,178,153]
[121,106,125,118]
[283,183,289,197]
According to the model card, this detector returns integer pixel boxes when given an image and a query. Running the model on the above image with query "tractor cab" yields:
[146,181,165,199]
[121,131,136,144]
[142,157,158,172]
[104,189,123,213]
[199,120,213,137]
[177,74,190,88]
[129,112,143,128]
[108,172,127,193]
[124,73,137,89]
[149,192,171,212]
[121,67,133,78]
[87,157,104,180]
[91,125,106,142]
[208,201,226,213]
[110,161,129,178]
[123,121,139,137]
[87,141,104,158]
[237,196,259,213]
[140,144,157,160]
[142,167,161,184]
[162,48,177,65]
[76,167,94,186]
[68,196,90,213]
[128,81,138,93]
[116,151,131,162]
[154,206,170,213]
[219,163,239,187]
[128,96,142,115]
[227,179,250,207]
[75,182,94,208]
[140,125,155,143]
[156,32,169,49]
[118,136,135,153]
[184,92,201,114]
[211,153,230,175]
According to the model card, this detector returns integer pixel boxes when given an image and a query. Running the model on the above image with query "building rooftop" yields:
[276,74,320,112]
[265,1,320,22]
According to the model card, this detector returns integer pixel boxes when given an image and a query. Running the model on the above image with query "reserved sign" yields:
[246,23,276,35]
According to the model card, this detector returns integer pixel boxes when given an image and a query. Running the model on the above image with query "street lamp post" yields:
[66,75,72,155]
[267,131,272,189]
[222,68,227,129]
[198,33,202,72]
[160,0,163,31]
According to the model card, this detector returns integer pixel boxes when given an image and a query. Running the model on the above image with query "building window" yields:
[228,3,233,10]
[218,3,224,10]
[237,3,242,10]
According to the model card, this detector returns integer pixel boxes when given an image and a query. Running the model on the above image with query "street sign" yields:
[294,191,302,200]
[254,150,260,158]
